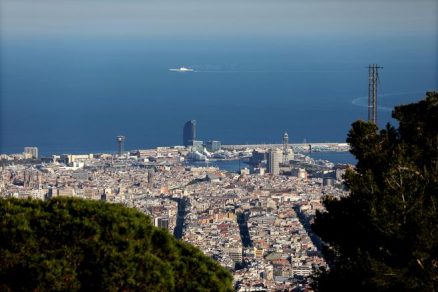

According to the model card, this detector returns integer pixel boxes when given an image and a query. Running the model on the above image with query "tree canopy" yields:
[0,197,233,291]
[312,92,438,291]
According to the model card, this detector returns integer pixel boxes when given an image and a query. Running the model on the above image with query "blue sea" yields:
[1,36,437,156]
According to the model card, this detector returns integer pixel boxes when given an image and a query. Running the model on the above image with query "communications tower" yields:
[368,64,383,124]
[116,136,125,156]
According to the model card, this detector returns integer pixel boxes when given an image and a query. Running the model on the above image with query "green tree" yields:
[0,198,233,291]
[312,92,438,291]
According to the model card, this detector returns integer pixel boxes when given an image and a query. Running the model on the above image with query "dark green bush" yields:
[0,198,232,291]
[312,92,438,291]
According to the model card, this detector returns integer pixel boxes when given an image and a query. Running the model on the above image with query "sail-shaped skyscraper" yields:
[183,120,197,147]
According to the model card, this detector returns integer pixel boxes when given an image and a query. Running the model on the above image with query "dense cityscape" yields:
[1,0,436,290]
[0,120,351,291]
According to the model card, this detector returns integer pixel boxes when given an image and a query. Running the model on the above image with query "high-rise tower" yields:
[116,136,125,156]
[282,132,289,163]
[368,64,383,124]
[267,149,282,175]
[183,120,197,147]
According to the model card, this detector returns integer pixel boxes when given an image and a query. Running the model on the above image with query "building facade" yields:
[267,149,282,175]
[24,147,38,159]
[191,140,204,152]
[183,120,197,147]
[206,140,221,152]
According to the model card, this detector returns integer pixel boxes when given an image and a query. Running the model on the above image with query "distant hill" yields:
[0,198,233,291]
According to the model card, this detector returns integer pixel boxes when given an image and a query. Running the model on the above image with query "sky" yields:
[1,0,437,39]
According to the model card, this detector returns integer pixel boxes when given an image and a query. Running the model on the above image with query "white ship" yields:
[169,67,194,72]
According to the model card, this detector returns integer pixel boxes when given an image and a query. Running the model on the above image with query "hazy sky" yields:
[1,0,437,39]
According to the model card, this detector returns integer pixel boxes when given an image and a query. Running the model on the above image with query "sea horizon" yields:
[2,36,436,156]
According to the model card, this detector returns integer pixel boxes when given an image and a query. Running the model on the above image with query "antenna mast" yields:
[368,64,383,124]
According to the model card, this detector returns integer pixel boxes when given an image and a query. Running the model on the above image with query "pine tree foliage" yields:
[0,198,233,291]
[312,92,438,291]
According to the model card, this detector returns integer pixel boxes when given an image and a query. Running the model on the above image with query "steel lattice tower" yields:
[368,64,383,124]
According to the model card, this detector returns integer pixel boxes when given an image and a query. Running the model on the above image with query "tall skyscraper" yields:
[282,132,289,163]
[183,120,196,147]
[24,147,38,159]
[267,149,282,175]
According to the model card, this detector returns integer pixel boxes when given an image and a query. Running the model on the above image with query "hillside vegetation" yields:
[0,198,233,291]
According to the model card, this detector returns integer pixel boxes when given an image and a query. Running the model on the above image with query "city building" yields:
[154,217,170,229]
[183,120,197,147]
[282,132,289,163]
[250,150,268,166]
[24,147,38,159]
[60,154,94,165]
[191,140,204,152]
[227,247,243,263]
[240,168,250,175]
[267,149,282,175]
[206,140,221,152]
[297,168,308,179]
